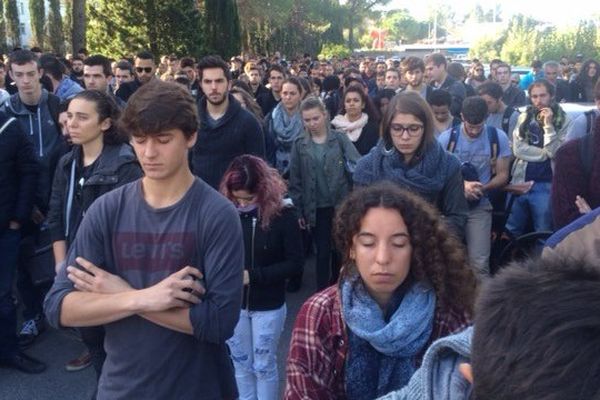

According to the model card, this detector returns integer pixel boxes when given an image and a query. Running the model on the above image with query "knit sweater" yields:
[551,135,600,229]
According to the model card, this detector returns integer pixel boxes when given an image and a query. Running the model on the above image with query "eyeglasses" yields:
[390,124,424,137]
[136,67,153,73]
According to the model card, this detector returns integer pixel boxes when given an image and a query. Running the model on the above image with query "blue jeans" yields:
[227,304,287,400]
[506,182,553,237]
[0,228,22,359]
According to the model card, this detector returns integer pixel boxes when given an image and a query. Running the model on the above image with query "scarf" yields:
[353,140,460,201]
[342,275,435,399]
[271,102,303,175]
[518,103,566,141]
[331,113,369,142]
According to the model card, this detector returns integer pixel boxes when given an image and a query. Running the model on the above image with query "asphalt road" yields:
[0,258,318,400]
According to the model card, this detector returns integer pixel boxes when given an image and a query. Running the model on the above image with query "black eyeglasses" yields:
[390,124,424,137]
[136,67,153,73]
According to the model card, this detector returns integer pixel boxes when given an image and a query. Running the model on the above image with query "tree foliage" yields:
[470,16,600,64]
[204,0,240,59]
[4,0,20,47]
[236,0,344,58]
[0,0,7,53]
[344,0,391,49]
[28,0,45,48]
[48,0,65,53]
[319,43,351,59]
[87,0,203,59]
[381,9,428,44]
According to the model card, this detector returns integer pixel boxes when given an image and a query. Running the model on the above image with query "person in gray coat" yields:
[288,96,360,290]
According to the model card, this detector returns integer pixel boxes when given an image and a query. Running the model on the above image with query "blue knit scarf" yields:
[341,275,435,399]
[271,102,303,175]
[353,140,460,200]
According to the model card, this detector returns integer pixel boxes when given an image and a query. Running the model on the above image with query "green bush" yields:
[319,43,351,59]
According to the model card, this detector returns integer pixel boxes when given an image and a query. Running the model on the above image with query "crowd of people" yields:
[0,46,599,400]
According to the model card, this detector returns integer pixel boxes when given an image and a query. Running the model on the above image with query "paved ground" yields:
[0,258,318,400]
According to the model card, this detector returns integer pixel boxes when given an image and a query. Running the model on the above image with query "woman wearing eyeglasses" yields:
[47,90,141,377]
[353,92,468,238]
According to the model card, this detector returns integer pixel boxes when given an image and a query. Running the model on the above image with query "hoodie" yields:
[377,327,473,400]
[1,90,67,211]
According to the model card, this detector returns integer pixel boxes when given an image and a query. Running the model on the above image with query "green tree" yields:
[87,0,203,59]
[469,35,502,62]
[500,15,539,65]
[0,0,7,53]
[4,0,20,47]
[71,0,87,54]
[63,0,73,53]
[344,0,391,49]
[48,0,65,53]
[204,0,240,58]
[381,9,428,44]
[29,0,45,48]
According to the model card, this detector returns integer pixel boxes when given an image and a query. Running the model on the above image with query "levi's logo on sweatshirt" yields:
[113,232,196,273]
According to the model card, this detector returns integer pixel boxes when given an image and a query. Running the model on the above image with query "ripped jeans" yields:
[227,304,287,400]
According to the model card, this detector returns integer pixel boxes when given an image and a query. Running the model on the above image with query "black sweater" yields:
[192,94,265,189]
[0,114,39,231]
[240,206,304,310]
[352,118,380,156]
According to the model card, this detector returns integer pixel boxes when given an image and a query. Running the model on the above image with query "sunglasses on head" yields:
[136,67,153,73]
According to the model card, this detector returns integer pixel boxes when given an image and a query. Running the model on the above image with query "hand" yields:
[243,270,250,285]
[298,218,307,230]
[464,181,483,201]
[67,257,132,294]
[31,206,45,224]
[575,195,592,215]
[539,107,554,126]
[136,266,206,312]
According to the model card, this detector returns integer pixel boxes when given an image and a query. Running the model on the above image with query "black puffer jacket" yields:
[240,206,304,311]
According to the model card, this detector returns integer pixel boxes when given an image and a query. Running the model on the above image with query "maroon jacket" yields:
[552,135,600,229]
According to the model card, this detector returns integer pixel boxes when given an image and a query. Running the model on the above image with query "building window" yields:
[20,23,26,35]
[19,2,25,15]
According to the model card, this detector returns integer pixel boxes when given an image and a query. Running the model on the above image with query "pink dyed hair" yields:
[220,155,287,229]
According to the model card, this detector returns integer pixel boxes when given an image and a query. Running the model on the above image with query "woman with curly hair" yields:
[353,91,468,239]
[220,155,304,400]
[569,59,600,102]
[285,182,475,400]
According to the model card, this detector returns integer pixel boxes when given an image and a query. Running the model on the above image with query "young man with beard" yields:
[425,53,466,118]
[400,57,432,100]
[496,63,527,109]
[70,57,85,87]
[246,64,269,100]
[257,65,285,116]
[507,80,571,237]
[116,51,157,102]
[192,56,265,189]
[44,81,244,400]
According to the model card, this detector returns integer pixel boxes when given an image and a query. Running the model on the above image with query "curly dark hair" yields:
[333,182,476,314]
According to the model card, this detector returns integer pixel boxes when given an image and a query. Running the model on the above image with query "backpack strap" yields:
[502,106,515,134]
[447,125,460,153]
[487,125,499,176]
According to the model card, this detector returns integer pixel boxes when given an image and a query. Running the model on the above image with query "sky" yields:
[381,0,599,26]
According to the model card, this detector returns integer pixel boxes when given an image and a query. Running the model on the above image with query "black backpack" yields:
[501,106,516,135]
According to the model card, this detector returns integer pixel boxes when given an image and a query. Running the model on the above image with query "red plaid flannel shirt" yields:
[284,285,471,400]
